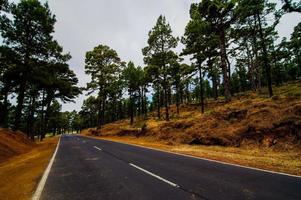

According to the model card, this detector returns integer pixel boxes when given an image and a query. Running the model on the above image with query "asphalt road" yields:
[40,135,301,200]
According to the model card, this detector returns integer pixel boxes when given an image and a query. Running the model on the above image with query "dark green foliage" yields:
[282,0,301,13]
[0,0,80,140]
[143,15,178,121]
[122,62,147,125]
[85,44,124,129]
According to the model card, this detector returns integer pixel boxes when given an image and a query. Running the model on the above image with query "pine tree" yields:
[143,15,178,121]
[85,44,124,129]
[0,0,57,130]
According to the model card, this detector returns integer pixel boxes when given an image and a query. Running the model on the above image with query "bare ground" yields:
[0,136,59,200]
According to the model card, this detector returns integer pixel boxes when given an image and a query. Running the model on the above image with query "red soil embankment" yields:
[0,128,35,163]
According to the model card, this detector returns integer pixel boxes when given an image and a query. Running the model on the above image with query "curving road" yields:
[40,135,301,200]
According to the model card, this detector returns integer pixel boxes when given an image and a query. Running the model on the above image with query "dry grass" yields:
[84,82,301,149]
[0,136,58,200]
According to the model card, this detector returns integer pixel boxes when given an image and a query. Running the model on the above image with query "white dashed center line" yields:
[93,146,102,151]
[129,163,179,188]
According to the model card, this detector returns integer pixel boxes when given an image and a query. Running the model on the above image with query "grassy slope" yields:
[82,82,301,175]
[0,130,58,200]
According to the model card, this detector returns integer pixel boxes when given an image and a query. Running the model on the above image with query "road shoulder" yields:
[82,135,301,177]
[0,136,59,200]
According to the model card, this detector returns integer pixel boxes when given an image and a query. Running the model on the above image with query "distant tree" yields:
[70,111,82,133]
[282,0,301,13]
[252,0,278,97]
[144,64,161,119]
[41,62,80,139]
[0,0,8,12]
[122,61,141,125]
[182,2,220,112]
[183,0,240,103]
[47,100,62,136]
[232,0,282,96]
[138,67,149,119]
[143,15,178,121]
[85,44,123,129]
[170,61,194,114]
[80,96,99,128]
[289,22,301,76]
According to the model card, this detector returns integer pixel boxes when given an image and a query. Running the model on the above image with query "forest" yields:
[0,0,300,140]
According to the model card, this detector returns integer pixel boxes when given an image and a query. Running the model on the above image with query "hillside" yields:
[0,128,35,162]
[83,82,301,150]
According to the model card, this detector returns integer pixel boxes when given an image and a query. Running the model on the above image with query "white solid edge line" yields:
[32,136,61,200]
[92,137,301,179]
[129,163,179,188]
[93,146,102,151]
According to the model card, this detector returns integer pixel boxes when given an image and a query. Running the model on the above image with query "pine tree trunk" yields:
[157,84,161,119]
[212,76,218,100]
[226,56,232,95]
[143,86,148,119]
[256,12,273,97]
[39,91,45,138]
[141,87,144,118]
[176,83,180,115]
[97,100,102,130]
[180,86,183,104]
[198,65,204,113]
[163,75,169,121]
[27,91,37,140]
[42,94,52,141]
[14,79,26,131]
[219,27,231,102]
[0,88,9,128]
[101,98,106,126]
[138,90,141,117]
[130,93,134,125]
[252,15,261,92]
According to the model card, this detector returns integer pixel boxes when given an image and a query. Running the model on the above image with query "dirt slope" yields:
[0,137,58,200]
[0,128,35,162]
[83,82,301,150]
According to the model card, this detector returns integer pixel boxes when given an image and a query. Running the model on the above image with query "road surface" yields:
[40,135,301,200]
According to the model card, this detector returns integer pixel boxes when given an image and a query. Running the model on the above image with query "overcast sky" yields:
[43,0,300,112]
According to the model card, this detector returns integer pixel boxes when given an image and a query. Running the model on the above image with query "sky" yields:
[41,0,300,111]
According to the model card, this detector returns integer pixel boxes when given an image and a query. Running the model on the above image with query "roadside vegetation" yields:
[84,82,301,149]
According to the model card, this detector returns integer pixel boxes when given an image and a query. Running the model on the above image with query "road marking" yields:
[129,163,179,188]
[93,137,301,179]
[93,146,102,151]
[32,136,61,200]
